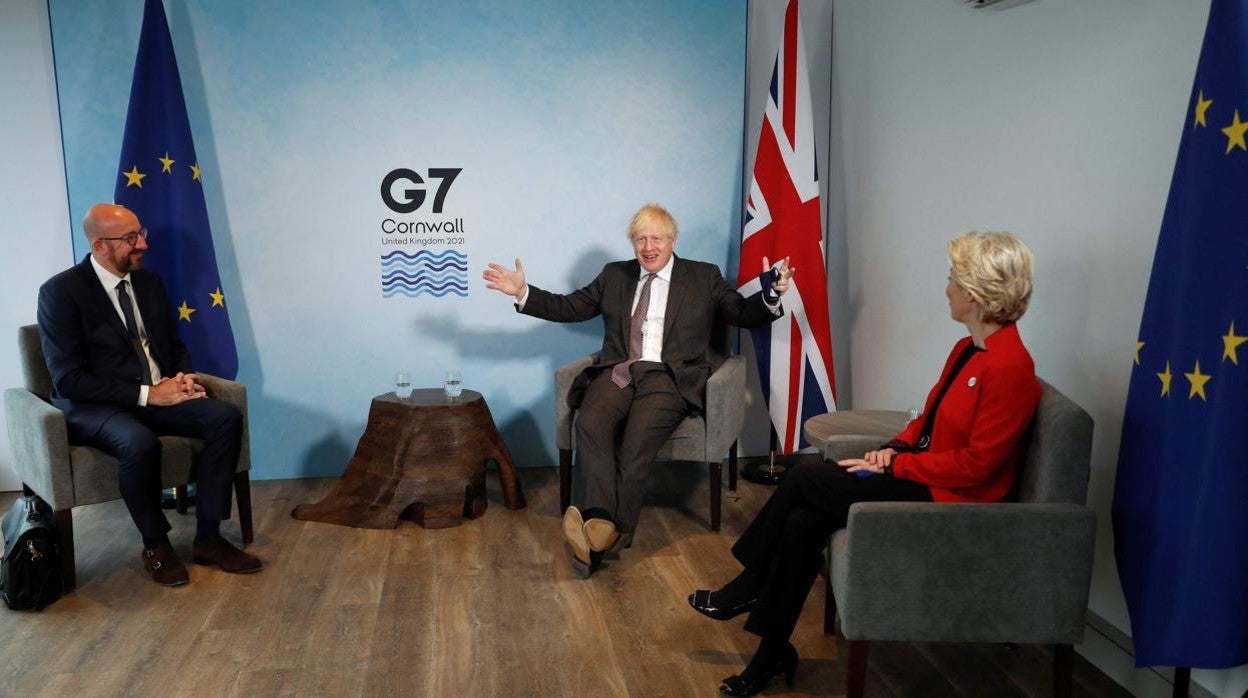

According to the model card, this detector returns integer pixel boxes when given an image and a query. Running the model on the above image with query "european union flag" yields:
[1113,0,1248,670]
[113,0,238,379]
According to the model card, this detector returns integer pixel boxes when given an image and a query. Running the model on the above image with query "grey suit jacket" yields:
[520,255,780,413]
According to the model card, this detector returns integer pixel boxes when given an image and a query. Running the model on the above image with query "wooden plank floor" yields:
[0,466,1130,697]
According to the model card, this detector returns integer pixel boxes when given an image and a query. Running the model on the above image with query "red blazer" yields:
[889,323,1040,503]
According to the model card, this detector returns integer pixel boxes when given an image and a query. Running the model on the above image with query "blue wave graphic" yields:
[381,270,467,284]
[381,249,467,262]
[382,287,469,298]
[381,279,469,293]
[381,248,468,299]
[382,259,468,272]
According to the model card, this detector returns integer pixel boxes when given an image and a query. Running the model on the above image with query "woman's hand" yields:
[837,448,896,475]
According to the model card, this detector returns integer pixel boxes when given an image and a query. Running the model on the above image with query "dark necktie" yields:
[116,280,140,339]
[117,280,152,385]
[611,273,657,388]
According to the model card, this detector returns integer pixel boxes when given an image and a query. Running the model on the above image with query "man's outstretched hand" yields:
[483,258,527,300]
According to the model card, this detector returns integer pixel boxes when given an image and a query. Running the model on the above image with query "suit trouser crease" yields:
[732,463,932,641]
[574,363,689,534]
[82,398,243,540]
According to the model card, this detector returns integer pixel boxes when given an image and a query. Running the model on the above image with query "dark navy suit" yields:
[37,256,241,539]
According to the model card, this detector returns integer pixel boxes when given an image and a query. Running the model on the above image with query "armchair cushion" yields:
[554,354,744,464]
[832,501,1096,644]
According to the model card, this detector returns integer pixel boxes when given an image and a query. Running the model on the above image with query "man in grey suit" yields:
[484,203,792,576]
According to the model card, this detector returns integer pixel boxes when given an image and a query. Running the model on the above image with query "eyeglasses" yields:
[98,228,148,246]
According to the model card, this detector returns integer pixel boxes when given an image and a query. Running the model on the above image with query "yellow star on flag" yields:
[1134,341,1145,365]
[177,301,196,322]
[1222,110,1248,154]
[1194,90,1213,128]
[158,152,175,173]
[1184,360,1211,401]
[190,162,201,181]
[1157,361,1172,397]
[209,287,225,308]
[122,165,146,188]
[1223,321,1248,364]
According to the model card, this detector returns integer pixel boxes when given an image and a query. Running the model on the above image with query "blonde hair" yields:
[947,231,1033,323]
[626,203,678,241]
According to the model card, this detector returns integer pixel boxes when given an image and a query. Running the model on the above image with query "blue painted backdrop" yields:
[49,0,746,478]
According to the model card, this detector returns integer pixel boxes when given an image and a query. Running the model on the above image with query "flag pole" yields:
[741,425,788,485]
[1171,668,1189,698]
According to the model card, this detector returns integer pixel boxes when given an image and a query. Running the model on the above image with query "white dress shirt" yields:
[632,255,673,362]
[89,256,161,405]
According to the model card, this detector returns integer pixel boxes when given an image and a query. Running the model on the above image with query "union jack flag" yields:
[736,0,836,454]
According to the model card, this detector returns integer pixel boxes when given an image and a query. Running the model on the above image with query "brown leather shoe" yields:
[191,538,262,574]
[141,542,189,586]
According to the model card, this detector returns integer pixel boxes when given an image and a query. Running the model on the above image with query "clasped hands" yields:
[149,372,207,406]
[838,447,897,475]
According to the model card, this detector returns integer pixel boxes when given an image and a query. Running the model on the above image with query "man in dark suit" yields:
[484,203,792,576]
[37,203,261,586]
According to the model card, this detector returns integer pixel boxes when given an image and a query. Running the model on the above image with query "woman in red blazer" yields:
[689,231,1041,696]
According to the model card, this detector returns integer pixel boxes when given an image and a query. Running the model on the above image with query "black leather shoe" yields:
[719,642,798,696]
[688,588,756,621]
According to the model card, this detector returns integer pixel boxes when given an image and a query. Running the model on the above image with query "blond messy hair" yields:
[626,203,678,241]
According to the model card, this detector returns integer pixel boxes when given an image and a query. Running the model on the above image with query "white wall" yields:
[0,1,74,491]
[831,0,1244,695]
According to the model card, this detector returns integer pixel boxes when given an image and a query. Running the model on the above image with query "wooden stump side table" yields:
[291,389,525,529]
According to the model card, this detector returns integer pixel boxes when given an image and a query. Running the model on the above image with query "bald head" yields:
[83,203,140,241]
[86,203,147,276]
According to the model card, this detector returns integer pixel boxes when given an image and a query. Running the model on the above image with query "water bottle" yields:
[444,370,463,399]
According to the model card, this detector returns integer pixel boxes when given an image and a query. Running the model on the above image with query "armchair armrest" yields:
[3,388,75,509]
[831,501,1096,644]
[197,373,251,474]
[704,355,746,457]
[554,354,597,451]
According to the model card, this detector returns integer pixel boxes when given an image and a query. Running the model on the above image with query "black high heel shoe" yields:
[687,589,757,621]
[719,642,798,696]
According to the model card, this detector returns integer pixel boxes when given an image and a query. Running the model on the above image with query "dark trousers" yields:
[573,362,689,534]
[83,398,243,541]
[733,462,932,642]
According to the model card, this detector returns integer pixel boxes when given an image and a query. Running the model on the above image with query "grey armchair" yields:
[821,379,1096,698]
[554,324,743,531]
[3,324,254,589]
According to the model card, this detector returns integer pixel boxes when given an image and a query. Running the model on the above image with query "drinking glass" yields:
[444,370,463,399]
[395,370,413,399]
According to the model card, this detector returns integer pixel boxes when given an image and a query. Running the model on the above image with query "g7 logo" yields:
[380,168,462,214]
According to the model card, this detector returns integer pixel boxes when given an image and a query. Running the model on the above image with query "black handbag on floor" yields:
[1,494,64,610]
